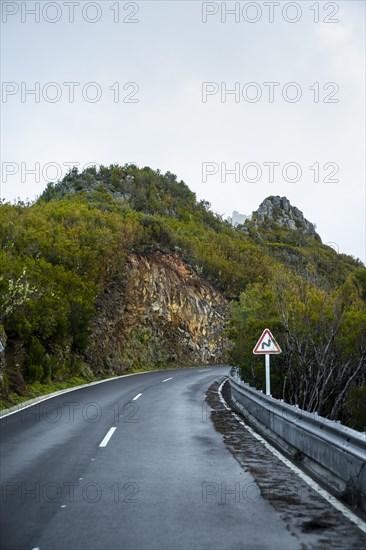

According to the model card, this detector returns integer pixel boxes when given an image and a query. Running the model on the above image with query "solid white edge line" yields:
[99,427,117,448]
[0,370,163,420]
[162,377,173,382]
[217,378,366,535]
[132,393,142,401]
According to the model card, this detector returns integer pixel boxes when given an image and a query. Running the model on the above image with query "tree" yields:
[228,266,366,425]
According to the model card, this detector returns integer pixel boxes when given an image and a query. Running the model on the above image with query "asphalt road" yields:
[0,366,365,550]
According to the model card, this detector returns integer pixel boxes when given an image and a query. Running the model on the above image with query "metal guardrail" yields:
[228,368,366,511]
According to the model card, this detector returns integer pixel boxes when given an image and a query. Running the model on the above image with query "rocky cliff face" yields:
[252,196,318,237]
[85,251,230,374]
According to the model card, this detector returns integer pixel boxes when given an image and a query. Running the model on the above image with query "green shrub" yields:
[345,386,366,432]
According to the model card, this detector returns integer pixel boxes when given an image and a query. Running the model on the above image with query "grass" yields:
[0,375,93,411]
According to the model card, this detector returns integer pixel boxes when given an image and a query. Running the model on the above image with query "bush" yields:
[26,337,46,383]
[345,386,366,432]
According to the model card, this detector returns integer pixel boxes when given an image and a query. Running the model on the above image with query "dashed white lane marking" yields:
[60,505,66,508]
[99,427,117,448]
[162,377,173,382]
[199,369,212,372]
[217,379,366,535]
[132,393,142,401]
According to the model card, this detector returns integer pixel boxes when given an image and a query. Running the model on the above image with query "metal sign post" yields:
[265,354,270,396]
[253,328,281,396]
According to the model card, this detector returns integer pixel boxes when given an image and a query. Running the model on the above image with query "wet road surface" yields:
[1,367,365,549]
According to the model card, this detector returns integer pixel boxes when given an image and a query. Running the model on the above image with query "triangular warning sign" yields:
[253,329,281,355]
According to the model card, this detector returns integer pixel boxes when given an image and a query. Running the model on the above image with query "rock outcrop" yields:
[251,196,318,237]
[85,251,230,374]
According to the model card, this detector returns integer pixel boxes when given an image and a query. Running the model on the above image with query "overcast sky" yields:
[1,0,365,262]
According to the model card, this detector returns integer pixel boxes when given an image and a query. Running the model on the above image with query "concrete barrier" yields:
[228,370,366,512]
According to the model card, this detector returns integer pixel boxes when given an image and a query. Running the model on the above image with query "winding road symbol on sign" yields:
[253,329,281,355]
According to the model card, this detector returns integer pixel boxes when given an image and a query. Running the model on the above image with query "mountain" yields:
[0,165,365,428]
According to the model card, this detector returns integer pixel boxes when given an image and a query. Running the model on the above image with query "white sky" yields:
[1,1,365,262]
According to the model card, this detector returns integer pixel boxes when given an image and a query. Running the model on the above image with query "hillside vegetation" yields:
[0,164,365,429]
